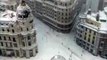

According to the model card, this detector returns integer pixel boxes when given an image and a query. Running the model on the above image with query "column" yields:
[14,50,17,57]
[26,50,30,58]
[33,48,36,56]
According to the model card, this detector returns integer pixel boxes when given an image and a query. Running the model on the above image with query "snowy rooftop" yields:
[0,0,17,5]
[55,0,71,3]
[84,11,107,33]
[0,10,17,22]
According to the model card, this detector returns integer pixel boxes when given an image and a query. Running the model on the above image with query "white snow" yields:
[0,18,106,60]
[0,10,16,22]
[84,11,107,33]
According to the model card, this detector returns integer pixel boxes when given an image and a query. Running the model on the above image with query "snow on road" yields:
[0,18,106,60]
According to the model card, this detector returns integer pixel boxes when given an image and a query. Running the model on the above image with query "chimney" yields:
[87,9,91,15]
[96,14,100,21]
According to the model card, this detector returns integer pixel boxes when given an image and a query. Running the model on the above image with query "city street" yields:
[0,18,106,60]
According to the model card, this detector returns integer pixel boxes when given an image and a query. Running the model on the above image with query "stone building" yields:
[0,0,38,58]
[33,0,81,33]
[76,10,107,58]
[85,0,104,12]
[0,0,17,11]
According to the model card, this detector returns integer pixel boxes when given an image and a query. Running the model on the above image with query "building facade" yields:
[76,10,107,58]
[31,0,81,33]
[85,0,104,12]
[0,0,38,58]
[0,0,17,11]
[104,0,107,7]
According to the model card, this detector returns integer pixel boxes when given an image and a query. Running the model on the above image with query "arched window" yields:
[28,42,31,46]
[29,20,33,23]
[13,37,16,42]
[7,29,9,32]
[28,36,31,40]
[2,28,4,31]
[21,28,23,31]
[12,29,15,33]
[4,36,6,40]
[0,36,2,40]
[27,28,29,31]
[9,37,11,41]
[11,24,13,27]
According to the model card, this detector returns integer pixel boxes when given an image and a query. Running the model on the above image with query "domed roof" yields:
[17,0,31,12]
[16,0,31,18]
[51,55,66,60]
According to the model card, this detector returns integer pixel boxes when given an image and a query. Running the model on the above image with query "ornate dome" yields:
[51,55,66,60]
[17,0,31,18]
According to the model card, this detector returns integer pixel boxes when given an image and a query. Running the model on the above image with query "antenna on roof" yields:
[96,14,99,21]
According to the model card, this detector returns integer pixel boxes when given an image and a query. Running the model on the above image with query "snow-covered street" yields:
[0,18,106,60]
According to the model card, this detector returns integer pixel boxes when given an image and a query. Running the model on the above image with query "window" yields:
[85,33,87,35]
[2,28,4,31]
[65,3,67,6]
[7,29,9,32]
[89,30,91,33]
[86,47,89,50]
[28,42,31,46]
[29,50,33,57]
[0,36,2,40]
[29,20,33,23]
[11,24,13,27]
[27,28,29,31]
[21,28,23,31]
[1,42,3,46]
[35,47,38,53]
[23,22,24,25]
[84,36,86,40]
[14,43,17,47]
[10,43,12,47]
[6,42,8,47]
[9,37,11,41]
[22,42,25,47]
[32,25,33,28]
[11,6,13,10]
[23,50,26,56]
[93,36,95,40]
[80,34,82,37]
[90,49,93,53]
[13,37,16,42]
[12,29,14,33]
[36,50,38,53]
[94,31,96,35]
[16,50,19,56]
[28,36,31,40]
[18,14,23,18]
[4,36,6,40]
[85,28,87,31]
[88,38,90,42]
[92,40,94,44]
